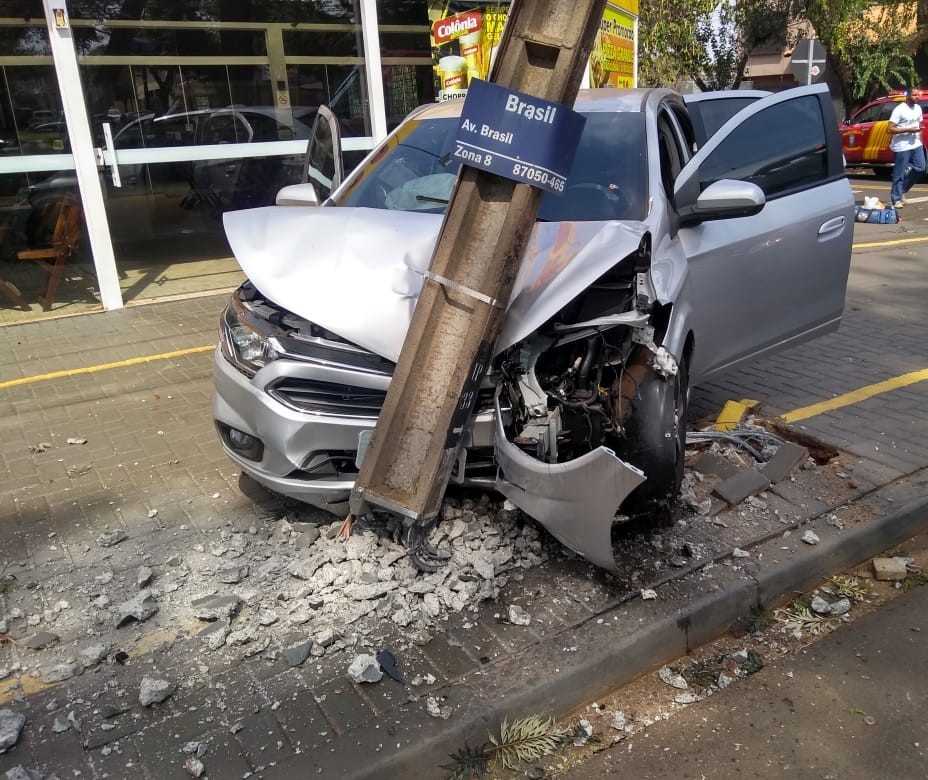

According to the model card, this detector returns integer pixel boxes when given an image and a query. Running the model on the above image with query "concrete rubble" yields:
[0,710,25,753]
[0,417,850,773]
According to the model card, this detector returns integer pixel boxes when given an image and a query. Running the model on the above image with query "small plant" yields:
[442,714,568,778]
[827,574,872,603]
[901,571,927,592]
[744,604,771,634]
[773,601,839,637]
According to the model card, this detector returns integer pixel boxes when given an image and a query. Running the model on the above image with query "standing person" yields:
[888,87,925,208]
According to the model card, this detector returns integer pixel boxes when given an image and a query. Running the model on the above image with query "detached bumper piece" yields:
[492,398,645,572]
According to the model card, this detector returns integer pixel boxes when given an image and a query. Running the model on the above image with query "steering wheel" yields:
[563,180,628,220]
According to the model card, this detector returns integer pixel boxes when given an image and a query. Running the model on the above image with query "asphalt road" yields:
[562,583,928,780]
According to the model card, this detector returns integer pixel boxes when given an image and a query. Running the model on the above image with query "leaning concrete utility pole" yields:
[348,0,607,530]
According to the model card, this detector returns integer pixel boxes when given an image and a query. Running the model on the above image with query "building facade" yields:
[0,1,637,324]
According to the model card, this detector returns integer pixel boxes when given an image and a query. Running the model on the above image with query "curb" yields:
[332,493,928,780]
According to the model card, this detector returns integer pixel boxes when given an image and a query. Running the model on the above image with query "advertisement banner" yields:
[590,4,636,88]
[428,2,511,101]
[428,1,638,100]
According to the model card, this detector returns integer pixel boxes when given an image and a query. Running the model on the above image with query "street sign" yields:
[789,38,827,86]
[454,78,586,193]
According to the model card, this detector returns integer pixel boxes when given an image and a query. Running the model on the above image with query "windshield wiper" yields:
[415,195,449,204]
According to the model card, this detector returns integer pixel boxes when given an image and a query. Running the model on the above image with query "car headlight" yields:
[219,301,280,378]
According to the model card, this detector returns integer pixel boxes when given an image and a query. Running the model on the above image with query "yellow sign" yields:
[428,1,638,98]
[590,5,636,88]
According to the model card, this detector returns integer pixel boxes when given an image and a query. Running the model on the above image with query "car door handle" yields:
[818,216,846,236]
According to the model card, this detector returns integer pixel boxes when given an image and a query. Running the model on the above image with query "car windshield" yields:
[337,112,648,222]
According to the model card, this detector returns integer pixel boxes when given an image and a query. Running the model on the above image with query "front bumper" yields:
[213,347,497,515]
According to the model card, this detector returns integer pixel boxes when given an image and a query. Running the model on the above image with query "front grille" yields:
[269,378,386,418]
[268,378,498,419]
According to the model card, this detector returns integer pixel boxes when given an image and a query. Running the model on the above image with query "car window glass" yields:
[337,113,649,222]
[203,114,248,144]
[690,97,764,144]
[853,104,880,123]
[657,110,685,198]
[881,103,898,122]
[695,95,827,198]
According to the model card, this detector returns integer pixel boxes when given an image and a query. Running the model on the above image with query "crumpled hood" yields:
[223,206,647,362]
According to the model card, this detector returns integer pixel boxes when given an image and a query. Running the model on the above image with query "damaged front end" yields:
[492,234,684,571]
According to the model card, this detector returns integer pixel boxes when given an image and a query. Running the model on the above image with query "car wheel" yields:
[618,354,689,523]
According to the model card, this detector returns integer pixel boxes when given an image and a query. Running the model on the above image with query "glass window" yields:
[68,1,355,23]
[376,0,429,24]
[696,96,828,198]
[287,65,371,137]
[283,29,361,58]
[689,96,763,146]
[0,65,66,154]
[338,112,649,222]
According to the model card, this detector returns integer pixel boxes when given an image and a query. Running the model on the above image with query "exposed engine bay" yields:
[491,237,686,567]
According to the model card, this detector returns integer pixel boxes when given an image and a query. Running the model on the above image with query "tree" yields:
[803,0,918,111]
[639,0,800,90]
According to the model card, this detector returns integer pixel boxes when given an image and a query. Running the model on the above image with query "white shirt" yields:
[889,101,923,152]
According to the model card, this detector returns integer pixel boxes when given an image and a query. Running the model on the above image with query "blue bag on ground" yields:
[854,205,898,224]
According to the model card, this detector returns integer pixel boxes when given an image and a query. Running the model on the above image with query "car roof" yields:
[411,88,660,121]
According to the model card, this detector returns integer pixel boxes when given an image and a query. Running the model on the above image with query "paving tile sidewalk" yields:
[0,243,926,780]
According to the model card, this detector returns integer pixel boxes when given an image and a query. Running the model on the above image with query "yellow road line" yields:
[782,368,928,423]
[853,236,928,249]
[0,345,214,390]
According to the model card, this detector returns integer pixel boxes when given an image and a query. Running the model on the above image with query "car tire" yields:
[618,354,689,524]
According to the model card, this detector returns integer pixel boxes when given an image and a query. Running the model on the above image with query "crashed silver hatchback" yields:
[214,85,854,569]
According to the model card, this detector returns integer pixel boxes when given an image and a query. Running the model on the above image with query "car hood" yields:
[223,206,647,362]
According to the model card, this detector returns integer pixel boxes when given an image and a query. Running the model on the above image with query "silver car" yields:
[214,86,854,570]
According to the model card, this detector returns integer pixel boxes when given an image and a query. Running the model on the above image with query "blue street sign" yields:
[453,79,586,194]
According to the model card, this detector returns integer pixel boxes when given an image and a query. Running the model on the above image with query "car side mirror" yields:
[275,183,320,207]
[677,179,765,226]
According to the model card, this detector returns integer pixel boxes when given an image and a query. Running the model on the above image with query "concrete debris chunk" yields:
[673,692,699,705]
[713,469,771,506]
[216,563,249,584]
[283,640,313,668]
[810,595,831,615]
[425,696,452,719]
[137,566,154,588]
[508,605,531,626]
[191,594,241,621]
[0,710,26,753]
[760,442,809,484]
[115,590,159,627]
[4,768,44,780]
[184,757,205,778]
[347,654,383,684]
[609,711,626,731]
[693,451,740,480]
[829,597,852,616]
[801,530,820,546]
[139,677,176,706]
[182,741,208,757]
[872,557,908,581]
[640,588,657,600]
[572,719,594,746]
[52,715,70,733]
[732,548,750,558]
[79,642,109,668]
[96,529,128,548]
[314,628,336,648]
[41,662,80,684]
[198,619,230,651]
[21,631,59,650]
[658,666,688,690]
